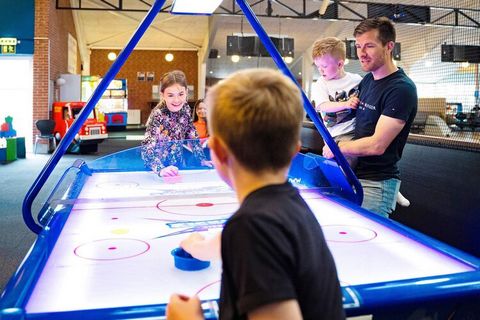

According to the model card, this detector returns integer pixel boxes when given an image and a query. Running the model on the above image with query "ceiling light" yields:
[209,70,213,74]
[344,58,349,65]
[284,56,293,64]
[107,52,117,61]
[217,55,221,59]
[165,53,174,62]
[231,55,240,63]
[171,0,222,15]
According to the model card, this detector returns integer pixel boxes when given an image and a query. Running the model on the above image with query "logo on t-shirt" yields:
[359,101,376,111]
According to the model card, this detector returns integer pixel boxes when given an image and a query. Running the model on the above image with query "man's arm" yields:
[248,299,302,320]
[323,115,406,158]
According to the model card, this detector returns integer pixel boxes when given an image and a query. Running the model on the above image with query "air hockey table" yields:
[1,145,480,319]
[2,0,479,318]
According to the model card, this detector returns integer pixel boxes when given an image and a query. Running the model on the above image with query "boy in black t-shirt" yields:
[166,69,345,320]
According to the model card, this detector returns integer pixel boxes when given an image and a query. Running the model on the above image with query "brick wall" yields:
[90,49,198,125]
[32,4,197,136]
[33,0,50,134]
[32,0,79,141]
[48,2,80,81]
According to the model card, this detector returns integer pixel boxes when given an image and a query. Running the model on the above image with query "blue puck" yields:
[171,247,210,271]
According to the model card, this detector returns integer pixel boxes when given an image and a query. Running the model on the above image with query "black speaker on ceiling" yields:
[226,35,259,56]
[208,49,218,59]
[453,45,468,62]
[240,36,259,56]
[227,36,241,56]
[258,37,294,57]
[441,45,480,63]
[259,37,278,57]
[441,44,454,62]
[393,42,401,60]
[455,45,480,63]
[345,40,358,60]
[278,38,294,57]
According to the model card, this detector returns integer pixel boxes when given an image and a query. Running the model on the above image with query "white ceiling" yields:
[71,0,480,80]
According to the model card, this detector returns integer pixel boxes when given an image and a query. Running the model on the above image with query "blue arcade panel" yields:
[105,111,128,127]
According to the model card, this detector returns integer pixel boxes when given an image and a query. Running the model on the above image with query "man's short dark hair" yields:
[353,17,396,45]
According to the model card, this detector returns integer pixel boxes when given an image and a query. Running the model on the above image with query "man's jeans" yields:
[359,178,401,218]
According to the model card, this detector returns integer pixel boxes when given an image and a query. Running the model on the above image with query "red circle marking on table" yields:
[196,203,214,207]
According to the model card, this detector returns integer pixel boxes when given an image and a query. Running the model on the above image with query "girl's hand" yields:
[159,165,179,177]
[166,294,204,320]
[201,160,213,168]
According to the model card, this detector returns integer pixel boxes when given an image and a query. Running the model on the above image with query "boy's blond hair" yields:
[206,68,303,172]
[312,37,346,61]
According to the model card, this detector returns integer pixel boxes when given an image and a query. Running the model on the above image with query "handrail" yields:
[37,159,91,226]
[236,0,363,205]
[22,0,168,234]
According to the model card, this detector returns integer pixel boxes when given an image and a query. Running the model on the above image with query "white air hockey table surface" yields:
[2,150,480,319]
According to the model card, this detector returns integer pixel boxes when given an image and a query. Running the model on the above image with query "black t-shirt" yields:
[354,68,417,180]
[219,182,345,320]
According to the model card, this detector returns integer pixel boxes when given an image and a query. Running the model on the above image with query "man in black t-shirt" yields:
[323,17,417,218]
[167,69,345,320]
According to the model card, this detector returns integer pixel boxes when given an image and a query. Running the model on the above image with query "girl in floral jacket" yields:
[142,70,210,177]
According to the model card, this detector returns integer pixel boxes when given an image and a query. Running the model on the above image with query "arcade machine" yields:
[1,1,479,319]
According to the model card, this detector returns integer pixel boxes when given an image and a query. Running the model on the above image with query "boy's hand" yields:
[180,232,222,261]
[345,96,360,109]
[181,232,206,249]
[322,144,334,159]
[180,233,209,260]
[166,294,204,320]
[160,165,179,177]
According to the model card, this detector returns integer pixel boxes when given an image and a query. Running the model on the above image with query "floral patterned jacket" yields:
[141,102,206,174]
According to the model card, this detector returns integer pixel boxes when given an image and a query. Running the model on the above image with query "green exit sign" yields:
[1,45,16,54]
[0,38,18,46]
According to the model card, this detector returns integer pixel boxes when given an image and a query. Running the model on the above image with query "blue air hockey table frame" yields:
[1,0,480,319]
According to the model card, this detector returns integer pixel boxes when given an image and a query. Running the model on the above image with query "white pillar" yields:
[302,51,314,100]
[198,61,207,99]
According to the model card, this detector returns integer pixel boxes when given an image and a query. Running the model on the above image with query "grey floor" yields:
[0,137,141,294]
